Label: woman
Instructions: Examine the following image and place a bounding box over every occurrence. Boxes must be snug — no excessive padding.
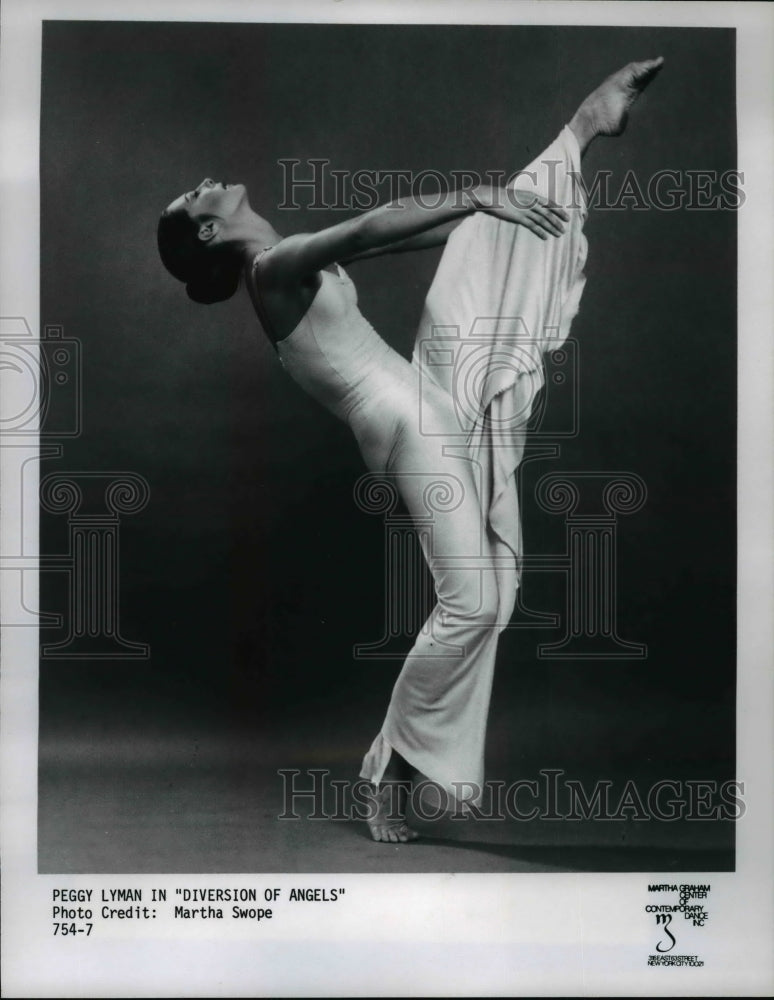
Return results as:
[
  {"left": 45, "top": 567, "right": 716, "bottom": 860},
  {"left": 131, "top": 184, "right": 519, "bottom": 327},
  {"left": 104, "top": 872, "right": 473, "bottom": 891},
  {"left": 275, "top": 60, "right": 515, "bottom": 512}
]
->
[{"left": 157, "top": 59, "right": 663, "bottom": 843}]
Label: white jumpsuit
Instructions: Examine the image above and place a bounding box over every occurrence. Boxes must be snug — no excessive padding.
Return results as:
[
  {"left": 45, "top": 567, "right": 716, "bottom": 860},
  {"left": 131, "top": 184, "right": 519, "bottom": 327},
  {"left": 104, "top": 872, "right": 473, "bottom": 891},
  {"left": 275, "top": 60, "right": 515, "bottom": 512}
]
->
[{"left": 271, "top": 126, "right": 588, "bottom": 807}]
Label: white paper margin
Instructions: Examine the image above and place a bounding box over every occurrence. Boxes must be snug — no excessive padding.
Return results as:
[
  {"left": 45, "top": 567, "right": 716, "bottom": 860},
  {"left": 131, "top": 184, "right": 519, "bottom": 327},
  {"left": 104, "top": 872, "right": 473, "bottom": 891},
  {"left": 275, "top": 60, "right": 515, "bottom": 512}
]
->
[{"left": 1, "top": 1, "right": 772, "bottom": 996}]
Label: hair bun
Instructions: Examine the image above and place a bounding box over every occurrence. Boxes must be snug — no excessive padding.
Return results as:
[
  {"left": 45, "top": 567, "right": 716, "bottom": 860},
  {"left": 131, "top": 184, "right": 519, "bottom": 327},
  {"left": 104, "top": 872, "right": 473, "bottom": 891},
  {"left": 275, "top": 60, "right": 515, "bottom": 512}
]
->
[
  {"left": 186, "top": 261, "right": 241, "bottom": 305},
  {"left": 157, "top": 208, "right": 242, "bottom": 305}
]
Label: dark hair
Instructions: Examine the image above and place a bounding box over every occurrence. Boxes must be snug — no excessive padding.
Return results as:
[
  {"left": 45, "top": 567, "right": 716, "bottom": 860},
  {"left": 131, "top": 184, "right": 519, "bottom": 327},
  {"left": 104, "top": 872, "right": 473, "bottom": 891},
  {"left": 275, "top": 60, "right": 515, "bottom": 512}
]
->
[{"left": 157, "top": 207, "right": 241, "bottom": 304}]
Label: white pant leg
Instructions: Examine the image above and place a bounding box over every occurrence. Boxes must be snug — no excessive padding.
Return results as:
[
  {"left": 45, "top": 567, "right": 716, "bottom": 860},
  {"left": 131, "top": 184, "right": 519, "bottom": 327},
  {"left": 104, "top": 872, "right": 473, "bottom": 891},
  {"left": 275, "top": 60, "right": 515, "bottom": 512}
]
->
[
  {"left": 359, "top": 394, "right": 501, "bottom": 808},
  {"left": 411, "top": 125, "right": 589, "bottom": 622}
]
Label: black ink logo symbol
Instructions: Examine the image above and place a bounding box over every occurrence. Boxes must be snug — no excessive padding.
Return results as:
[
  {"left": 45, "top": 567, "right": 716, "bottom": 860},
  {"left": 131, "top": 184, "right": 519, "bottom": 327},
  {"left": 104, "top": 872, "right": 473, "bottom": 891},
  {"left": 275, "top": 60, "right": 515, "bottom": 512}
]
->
[{"left": 655, "top": 913, "right": 676, "bottom": 953}]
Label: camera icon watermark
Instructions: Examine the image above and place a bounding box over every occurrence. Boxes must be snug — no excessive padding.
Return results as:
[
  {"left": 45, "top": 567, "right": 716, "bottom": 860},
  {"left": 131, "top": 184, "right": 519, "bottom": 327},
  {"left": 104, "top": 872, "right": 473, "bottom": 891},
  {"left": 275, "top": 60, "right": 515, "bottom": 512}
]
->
[
  {"left": 415, "top": 322, "right": 578, "bottom": 441},
  {"left": 0, "top": 317, "right": 82, "bottom": 438}
]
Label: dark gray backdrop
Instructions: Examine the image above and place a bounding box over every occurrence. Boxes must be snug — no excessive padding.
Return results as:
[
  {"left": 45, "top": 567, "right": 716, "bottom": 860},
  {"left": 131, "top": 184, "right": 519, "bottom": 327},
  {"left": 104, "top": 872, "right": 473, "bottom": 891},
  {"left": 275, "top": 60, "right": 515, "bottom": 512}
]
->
[{"left": 38, "top": 22, "right": 736, "bottom": 871}]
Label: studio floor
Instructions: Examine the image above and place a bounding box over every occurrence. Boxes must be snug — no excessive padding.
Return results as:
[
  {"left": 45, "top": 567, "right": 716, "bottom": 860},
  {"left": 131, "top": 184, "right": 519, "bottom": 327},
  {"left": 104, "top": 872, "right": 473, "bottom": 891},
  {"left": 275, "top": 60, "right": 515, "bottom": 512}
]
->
[{"left": 38, "top": 713, "right": 734, "bottom": 875}]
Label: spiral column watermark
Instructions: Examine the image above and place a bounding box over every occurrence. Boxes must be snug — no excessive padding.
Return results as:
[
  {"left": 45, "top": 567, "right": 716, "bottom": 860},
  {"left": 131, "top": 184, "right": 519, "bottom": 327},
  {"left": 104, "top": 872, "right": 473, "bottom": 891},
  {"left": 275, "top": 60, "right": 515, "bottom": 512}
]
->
[
  {"left": 352, "top": 471, "right": 479, "bottom": 658},
  {"left": 535, "top": 472, "right": 647, "bottom": 659},
  {"left": 39, "top": 472, "right": 150, "bottom": 659}
]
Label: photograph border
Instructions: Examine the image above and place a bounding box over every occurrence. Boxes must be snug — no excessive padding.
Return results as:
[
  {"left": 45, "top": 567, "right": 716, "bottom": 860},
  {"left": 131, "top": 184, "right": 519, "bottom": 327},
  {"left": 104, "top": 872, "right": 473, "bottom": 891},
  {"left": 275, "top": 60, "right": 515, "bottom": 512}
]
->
[{"left": 1, "top": 1, "right": 772, "bottom": 996}]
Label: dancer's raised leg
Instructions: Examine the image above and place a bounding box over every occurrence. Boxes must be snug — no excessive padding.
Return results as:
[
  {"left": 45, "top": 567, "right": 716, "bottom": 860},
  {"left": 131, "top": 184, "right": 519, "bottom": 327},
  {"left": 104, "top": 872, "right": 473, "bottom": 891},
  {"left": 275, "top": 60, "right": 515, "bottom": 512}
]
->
[
  {"left": 569, "top": 57, "right": 664, "bottom": 154},
  {"left": 410, "top": 124, "right": 588, "bottom": 630},
  {"left": 411, "top": 58, "right": 664, "bottom": 623},
  {"left": 361, "top": 60, "right": 665, "bottom": 841}
]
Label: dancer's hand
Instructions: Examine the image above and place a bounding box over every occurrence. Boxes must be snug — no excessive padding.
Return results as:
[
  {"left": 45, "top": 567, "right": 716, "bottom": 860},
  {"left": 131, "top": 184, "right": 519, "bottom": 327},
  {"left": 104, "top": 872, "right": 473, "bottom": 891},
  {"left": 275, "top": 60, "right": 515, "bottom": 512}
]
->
[{"left": 468, "top": 184, "right": 569, "bottom": 239}]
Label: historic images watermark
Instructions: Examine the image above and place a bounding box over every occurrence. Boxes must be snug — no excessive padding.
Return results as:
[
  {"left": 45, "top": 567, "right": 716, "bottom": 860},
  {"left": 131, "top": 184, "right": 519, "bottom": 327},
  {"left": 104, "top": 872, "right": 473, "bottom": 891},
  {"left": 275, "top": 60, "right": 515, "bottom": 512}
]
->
[
  {"left": 277, "top": 768, "right": 745, "bottom": 824},
  {"left": 278, "top": 160, "right": 745, "bottom": 212}
]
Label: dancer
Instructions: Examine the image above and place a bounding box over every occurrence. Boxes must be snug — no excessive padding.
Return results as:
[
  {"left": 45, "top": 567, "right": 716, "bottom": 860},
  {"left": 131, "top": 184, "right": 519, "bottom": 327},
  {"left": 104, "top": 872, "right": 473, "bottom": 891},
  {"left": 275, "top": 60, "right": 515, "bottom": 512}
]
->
[{"left": 157, "top": 59, "right": 664, "bottom": 843}]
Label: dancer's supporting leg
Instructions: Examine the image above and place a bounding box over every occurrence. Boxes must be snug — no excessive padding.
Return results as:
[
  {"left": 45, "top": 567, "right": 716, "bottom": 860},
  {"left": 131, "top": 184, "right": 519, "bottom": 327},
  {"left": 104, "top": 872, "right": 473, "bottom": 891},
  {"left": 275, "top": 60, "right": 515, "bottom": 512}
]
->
[{"left": 362, "top": 387, "right": 501, "bottom": 842}]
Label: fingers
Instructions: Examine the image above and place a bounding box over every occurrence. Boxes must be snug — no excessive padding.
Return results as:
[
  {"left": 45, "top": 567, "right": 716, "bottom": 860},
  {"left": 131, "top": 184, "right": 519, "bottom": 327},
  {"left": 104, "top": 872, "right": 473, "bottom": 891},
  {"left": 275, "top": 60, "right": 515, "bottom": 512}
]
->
[
  {"left": 534, "top": 199, "right": 569, "bottom": 234},
  {"left": 524, "top": 209, "right": 561, "bottom": 239},
  {"left": 512, "top": 192, "right": 570, "bottom": 238},
  {"left": 539, "top": 197, "right": 570, "bottom": 224},
  {"left": 513, "top": 189, "right": 570, "bottom": 223},
  {"left": 543, "top": 194, "right": 571, "bottom": 236},
  {"left": 531, "top": 208, "right": 564, "bottom": 237},
  {"left": 526, "top": 220, "right": 548, "bottom": 240}
]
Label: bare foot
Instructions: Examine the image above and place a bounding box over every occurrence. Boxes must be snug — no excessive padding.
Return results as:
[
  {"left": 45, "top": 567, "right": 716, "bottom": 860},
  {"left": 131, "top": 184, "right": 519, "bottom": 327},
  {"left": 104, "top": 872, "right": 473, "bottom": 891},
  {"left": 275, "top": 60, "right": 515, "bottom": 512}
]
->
[
  {"left": 364, "top": 782, "right": 419, "bottom": 844},
  {"left": 570, "top": 57, "right": 664, "bottom": 151}
]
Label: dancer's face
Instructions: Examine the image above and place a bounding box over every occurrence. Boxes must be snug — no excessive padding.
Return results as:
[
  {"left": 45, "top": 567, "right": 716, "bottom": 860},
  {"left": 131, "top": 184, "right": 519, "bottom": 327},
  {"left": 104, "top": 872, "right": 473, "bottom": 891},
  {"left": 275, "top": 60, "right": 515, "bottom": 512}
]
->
[{"left": 165, "top": 178, "right": 248, "bottom": 223}]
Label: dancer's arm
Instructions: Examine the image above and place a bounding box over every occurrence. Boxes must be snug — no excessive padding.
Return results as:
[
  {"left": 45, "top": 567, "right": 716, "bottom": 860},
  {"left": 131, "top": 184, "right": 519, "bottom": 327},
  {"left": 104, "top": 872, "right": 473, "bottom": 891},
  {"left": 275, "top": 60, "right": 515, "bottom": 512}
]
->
[
  {"left": 261, "top": 186, "right": 567, "bottom": 285},
  {"left": 339, "top": 219, "right": 463, "bottom": 264}
]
